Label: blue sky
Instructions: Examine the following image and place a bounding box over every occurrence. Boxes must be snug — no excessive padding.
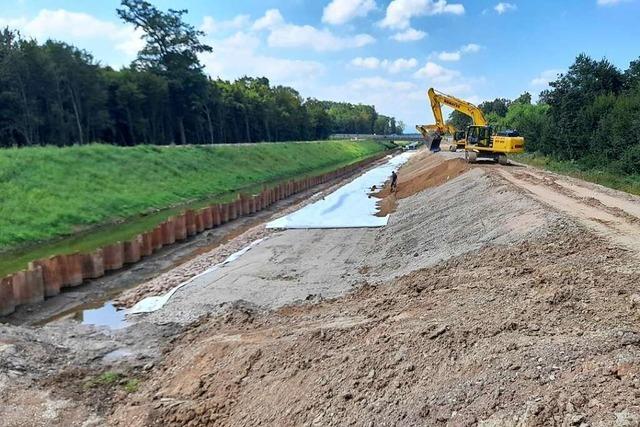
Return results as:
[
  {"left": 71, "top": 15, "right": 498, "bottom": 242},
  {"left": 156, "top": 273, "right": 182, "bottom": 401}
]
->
[{"left": 1, "top": 0, "right": 639, "bottom": 129}]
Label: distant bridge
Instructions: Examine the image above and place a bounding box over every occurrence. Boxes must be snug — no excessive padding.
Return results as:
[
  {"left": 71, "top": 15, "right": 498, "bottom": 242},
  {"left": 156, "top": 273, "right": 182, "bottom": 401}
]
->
[{"left": 330, "top": 134, "right": 425, "bottom": 142}]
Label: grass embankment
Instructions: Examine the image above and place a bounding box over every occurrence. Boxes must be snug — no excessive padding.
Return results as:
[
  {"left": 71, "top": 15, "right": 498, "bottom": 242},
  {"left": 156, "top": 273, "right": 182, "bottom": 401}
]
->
[
  {"left": 514, "top": 153, "right": 640, "bottom": 196},
  {"left": 0, "top": 141, "right": 389, "bottom": 276}
]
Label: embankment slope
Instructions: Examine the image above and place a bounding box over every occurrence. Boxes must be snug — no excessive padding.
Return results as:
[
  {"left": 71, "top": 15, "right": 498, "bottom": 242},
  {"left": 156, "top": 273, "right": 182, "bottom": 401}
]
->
[{"left": 0, "top": 140, "right": 387, "bottom": 255}]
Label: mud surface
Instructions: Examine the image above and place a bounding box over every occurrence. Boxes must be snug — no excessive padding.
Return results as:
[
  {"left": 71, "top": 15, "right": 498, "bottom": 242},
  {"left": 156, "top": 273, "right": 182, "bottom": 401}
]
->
[{"left": 2, "top": 148, "right": 640, "bottom": 426}]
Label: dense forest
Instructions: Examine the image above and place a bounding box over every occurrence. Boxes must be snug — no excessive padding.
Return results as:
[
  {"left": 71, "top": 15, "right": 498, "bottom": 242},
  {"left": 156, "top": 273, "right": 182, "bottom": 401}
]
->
[
  {"left": 0, "top": 1, "right": 402, "bottom": 148},
  {"left": 448, "top": 54, "right": 640, "bottom": 174}
]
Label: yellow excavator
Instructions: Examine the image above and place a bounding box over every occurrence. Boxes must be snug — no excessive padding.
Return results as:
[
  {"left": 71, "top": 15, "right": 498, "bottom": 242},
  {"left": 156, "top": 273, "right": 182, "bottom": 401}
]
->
[
  {"left": 416, "top": 88, "right": 465, "bottom": 152},
  {"left": 416, "top": 88, "right": 525, "bottom": 165}
]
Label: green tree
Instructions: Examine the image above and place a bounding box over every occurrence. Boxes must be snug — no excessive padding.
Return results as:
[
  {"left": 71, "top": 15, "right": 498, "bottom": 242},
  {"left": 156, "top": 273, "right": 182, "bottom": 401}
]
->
[
  {"left": 479, "top": 98, "right": 510, "bottom": 117},
  {"left": 514, "top": 92, "right": 532, "bottom": 105},
  {"left": 447, "top": 110, "right": 472, "bottom": 131},
  {"left": 117, "top": 0, "right": 212, "bottom": 145},
  {"left": 543, "top": 54, "right": 624, "bottom": 159}
]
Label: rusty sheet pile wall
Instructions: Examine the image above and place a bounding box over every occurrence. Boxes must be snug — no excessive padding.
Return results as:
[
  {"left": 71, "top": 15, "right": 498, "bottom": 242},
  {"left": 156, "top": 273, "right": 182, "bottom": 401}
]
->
[{"left": 0, "top": 153, "right": 388, "bottom": 317}]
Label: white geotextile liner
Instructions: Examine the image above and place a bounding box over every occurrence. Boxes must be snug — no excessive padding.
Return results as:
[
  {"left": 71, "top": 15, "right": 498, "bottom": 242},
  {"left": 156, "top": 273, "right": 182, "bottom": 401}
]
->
[
  {"left": 267, "top": 152, "right": 415, "bottom": 229},
  {"left": 129, "top": 238, "right": 265, "bottom": 314}
]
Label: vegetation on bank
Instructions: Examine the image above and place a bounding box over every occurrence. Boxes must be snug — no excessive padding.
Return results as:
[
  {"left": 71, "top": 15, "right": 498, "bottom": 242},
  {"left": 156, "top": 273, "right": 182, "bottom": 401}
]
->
[
  {"left": 0, "top": 141, "right": 388, "bottom": 253},
  {"left": 514, "top": 153, "right": 640, "bottom": 196},
  {"left": 448, "top": 54, "right": 640, "bottom": 191}
]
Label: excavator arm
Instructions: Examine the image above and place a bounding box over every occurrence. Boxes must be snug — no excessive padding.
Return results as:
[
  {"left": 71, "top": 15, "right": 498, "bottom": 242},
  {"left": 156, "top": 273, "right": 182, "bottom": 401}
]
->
[
  {"left": 417, "top": 87, "right": 490, "bottom": 152},
  {"left": 428, "top": 88, "right": 488, "bottom": 127}
]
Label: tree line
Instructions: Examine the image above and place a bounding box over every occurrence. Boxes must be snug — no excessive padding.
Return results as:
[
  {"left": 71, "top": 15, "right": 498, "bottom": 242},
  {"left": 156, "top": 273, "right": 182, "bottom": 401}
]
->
[
  {"left": 447, "top": 54, "right": 640, "bottom": 175},
  {"left": 0, "top": 1, "right": 402, "bottom": 148}
]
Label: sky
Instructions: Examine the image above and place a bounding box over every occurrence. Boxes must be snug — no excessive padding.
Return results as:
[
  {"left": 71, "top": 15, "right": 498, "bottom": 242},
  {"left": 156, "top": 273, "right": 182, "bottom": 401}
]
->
[{"left": 1, "top": 0, "right": 639, "bottom": 130}]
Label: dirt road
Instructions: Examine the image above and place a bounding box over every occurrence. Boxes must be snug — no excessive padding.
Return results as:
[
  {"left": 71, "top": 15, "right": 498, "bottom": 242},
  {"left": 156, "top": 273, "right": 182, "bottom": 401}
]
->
[
  {"left": 2, "top": 149, "right": 640, "bottom": 426},
  {"left": 495, "top": 166, "right": 640, "bottom": 254}
]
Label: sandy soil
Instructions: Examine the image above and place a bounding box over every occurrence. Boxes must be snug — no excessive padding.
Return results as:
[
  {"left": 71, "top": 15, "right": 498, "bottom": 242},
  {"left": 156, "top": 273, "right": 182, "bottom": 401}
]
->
[
  {"left": 3, "top": 148, "right": 640, "bottom": 426},
  {"left": 109, "top": 229, "right": 640, "bottom": 427}
]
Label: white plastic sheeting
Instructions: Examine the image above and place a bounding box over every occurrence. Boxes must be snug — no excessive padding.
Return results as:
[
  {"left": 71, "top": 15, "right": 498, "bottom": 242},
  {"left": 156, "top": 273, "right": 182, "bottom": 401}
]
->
[
  {"left": 129, "top": 238, "right": 266, "bottom": 314},
  {"left": 266, "top": 152, "right": 414, "bottom": 229}
]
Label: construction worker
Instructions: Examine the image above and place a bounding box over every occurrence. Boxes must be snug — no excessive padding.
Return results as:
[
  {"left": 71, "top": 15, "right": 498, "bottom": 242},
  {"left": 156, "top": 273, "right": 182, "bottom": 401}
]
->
[{"left": 390, "top": 170, "right": 398, "bottom": 193}]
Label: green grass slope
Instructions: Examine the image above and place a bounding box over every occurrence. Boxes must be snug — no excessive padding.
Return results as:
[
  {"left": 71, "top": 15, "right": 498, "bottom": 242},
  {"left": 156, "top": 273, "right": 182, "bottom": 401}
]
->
[{"left": 0, "top": 141, "right": 387, "bottom": 253}]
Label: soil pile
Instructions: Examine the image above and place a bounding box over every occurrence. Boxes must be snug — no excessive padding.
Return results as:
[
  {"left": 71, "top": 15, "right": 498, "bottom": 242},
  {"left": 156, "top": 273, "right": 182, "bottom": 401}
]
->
[
  {"left": 376, "top": 152, "right": 469, "bottom": 216},
  {"left": 108, "top": 228, "right": 640, "bottom": 426}
]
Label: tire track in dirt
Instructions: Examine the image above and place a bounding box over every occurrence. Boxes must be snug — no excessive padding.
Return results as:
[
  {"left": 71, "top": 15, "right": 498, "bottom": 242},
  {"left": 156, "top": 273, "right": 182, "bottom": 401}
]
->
[{"left": 494, "top": 166, "right": 640, "bottom": 254}]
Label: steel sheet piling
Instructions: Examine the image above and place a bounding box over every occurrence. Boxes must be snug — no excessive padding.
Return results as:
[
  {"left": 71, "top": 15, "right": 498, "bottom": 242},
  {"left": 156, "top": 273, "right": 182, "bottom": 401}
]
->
[
  {"left": 0, "top": 276, "right": 16, "bottom": 316},
  {"left": 186, "top": 210, "right": 197, "bottom": 236},
  {"left": 124, "top": 236, "right": 142, "bottom": 264},
  {"left": 202, "top": 207, "right": 213, "bottom": 229},
  {"left": 103, "top": 242, "right": 125, "bottom": 271},
  {"left": 24, "top": 265, "right": 45, "bottom": 304},
  {"left": 81, "top": 249, "right": 105, "bottom": 279},
  {"left": 141, "top": 232, "right": 154, "bottom": 256},
  {"left": 64, "top": 254, "right": 84, "bottom": 287},
  {"left": 174, "top": 214, "right": 187, "bottom": 241}
]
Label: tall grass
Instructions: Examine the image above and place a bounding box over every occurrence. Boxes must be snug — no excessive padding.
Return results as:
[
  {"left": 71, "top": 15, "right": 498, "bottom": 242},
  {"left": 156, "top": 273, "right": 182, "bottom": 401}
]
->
[{"left": 0, "top": 141, "right": 387, "bottom": 253}]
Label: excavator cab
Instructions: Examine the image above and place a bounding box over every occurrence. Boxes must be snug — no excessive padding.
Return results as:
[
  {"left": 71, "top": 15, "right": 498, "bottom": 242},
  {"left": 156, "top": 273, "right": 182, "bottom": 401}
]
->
[{"left": 466, "top": 125, "right": 493, "bottom": 148}]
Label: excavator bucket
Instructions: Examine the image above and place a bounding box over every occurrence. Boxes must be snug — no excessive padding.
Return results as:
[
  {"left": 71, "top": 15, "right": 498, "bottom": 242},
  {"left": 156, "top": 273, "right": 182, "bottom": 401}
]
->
[
  {"left": 416, "top": 125, "right": 442, "bottom": 152},
  {"left": 429, "top": 134, "right": 442, "bottom": 153}
]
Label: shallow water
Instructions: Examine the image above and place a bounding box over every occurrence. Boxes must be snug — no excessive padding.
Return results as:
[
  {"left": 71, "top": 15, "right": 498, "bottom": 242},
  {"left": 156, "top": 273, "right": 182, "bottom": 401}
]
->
[{"left": 76, "top": 302, "right": 128, "bottom": 329}]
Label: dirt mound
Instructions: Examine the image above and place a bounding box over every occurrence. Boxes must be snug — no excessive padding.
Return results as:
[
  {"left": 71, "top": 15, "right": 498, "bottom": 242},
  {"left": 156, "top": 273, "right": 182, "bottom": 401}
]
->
[
  {"left": 376, "top": 153, "right": 469, "bottom": 216},
  {"left": 108, "top": 228, "right": 640, "bottom": 426}
]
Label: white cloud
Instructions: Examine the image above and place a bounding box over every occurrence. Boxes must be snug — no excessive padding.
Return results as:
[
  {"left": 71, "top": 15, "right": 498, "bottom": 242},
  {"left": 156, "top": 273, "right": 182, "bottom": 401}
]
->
[
  {"left": 252, "top": 9, "right": 375, "bottom": 52},
  {"left": 349, "top": 76, "right": 417, "bottom": 92},
  {"left": 252, "top": 9, "right": 285, "bottom": 31},
  {"left": 461, "top": 43, "right": 481, "bottom": 53},
  {"left": 201, "top": 31, "right": 324, "bottom": 90},
  {"left": 413, "top": 61, "right": 460, "bottom": 83},
  {"left": 351, "top": 57, "right": 418, "bottom": 73},
  {"left": 597, "top": 0, "right": 627, "bottom": 5},
  {"left": 0, "top": 9, "right": 144, "bottom": 58},
  {"left": 494, "top": 2, "right": 517, "bottom": 14},
  {"left": 436, "top": 51, "right": 461, "bottom": 61},
  {"left": 530, "top": 69, "right": 564, "bottom": 86},
  {"left": 391, "top": 28, "right": 427, "bottom": 42},
  {"left": 323, "top": 0, "right": 377, "bottom": 25},
  {"left": 351, "top": 56, "right": 382, "bottom": 69},
  {"left": 201, "top": 15, "right": 251, "bottom": 34},
  {"left": 387, "top": 58, "right": 419, "bottom": 73},
  {"left": 267, "top": 24, "right": 375, "bottom": 51},
  {"left": 380, "top": 0, "right": 464, "bottom": 30},
  {"left": 432, "top": 43, "right": 482, "bottom": 62}
]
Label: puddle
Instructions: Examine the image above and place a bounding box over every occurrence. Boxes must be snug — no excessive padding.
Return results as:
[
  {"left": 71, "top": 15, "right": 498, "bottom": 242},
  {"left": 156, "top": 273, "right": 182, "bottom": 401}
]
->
[
  {"left": 77, "top": 302, "right": 128, "bottom": 329},
  {"left": 266, "top": 152, "right": 415, "bottom": 229},
  {"left": 38, "top": 300, "right": 128, "bottom": 330}
]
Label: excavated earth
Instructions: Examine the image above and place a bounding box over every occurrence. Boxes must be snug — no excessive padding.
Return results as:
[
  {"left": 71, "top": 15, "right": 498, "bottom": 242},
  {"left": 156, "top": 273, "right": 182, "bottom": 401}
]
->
[{"left": 2, "top": 149, "right": 640, "bottom": 426}]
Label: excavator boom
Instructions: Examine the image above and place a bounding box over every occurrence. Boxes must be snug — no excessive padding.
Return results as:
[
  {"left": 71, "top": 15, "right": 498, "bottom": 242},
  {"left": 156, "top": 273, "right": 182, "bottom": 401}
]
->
[
  {"left": 428, "top": 88, "right": 488, "bottom": 127},
  {"left": 417, "top": 88, "right": 485, "bottom": 151}
]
